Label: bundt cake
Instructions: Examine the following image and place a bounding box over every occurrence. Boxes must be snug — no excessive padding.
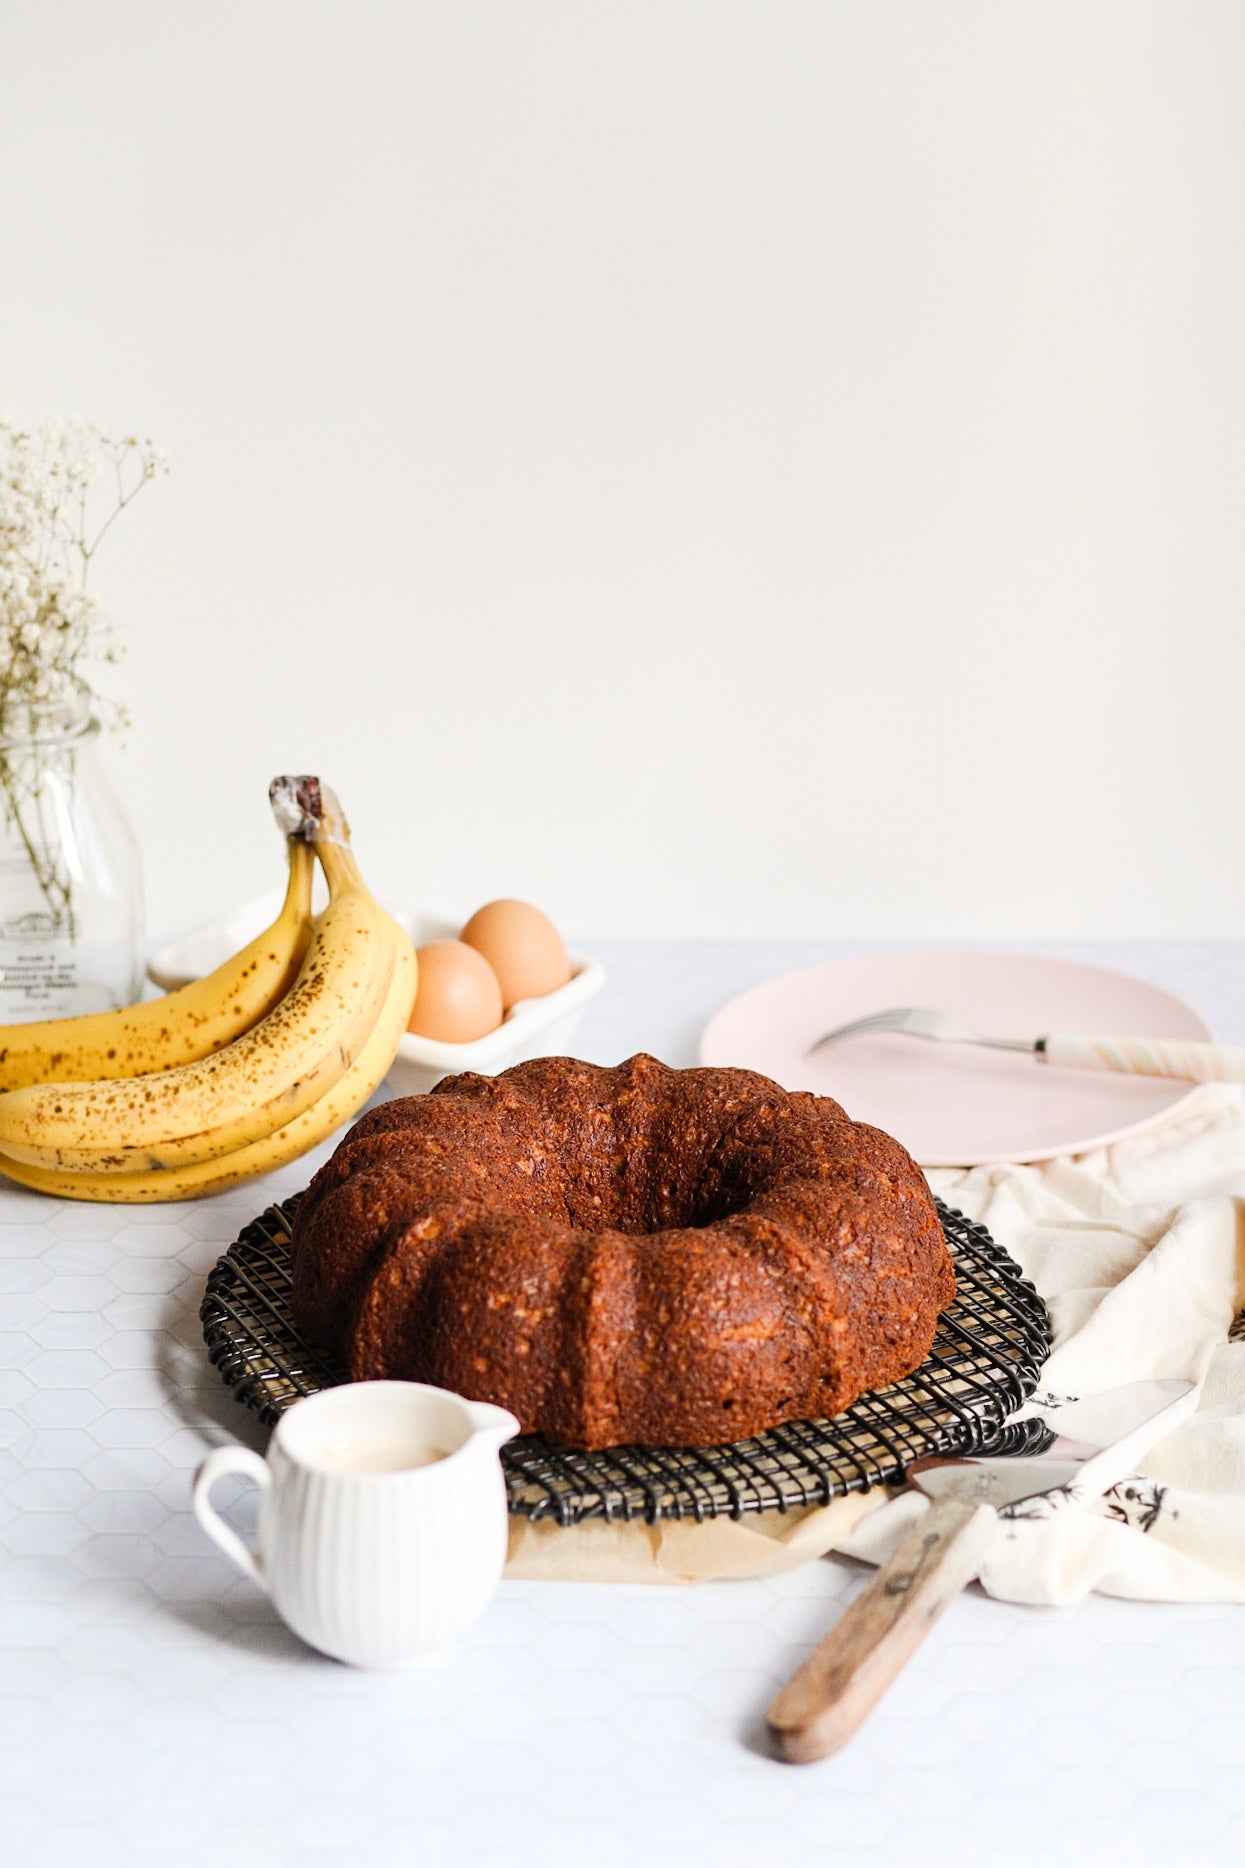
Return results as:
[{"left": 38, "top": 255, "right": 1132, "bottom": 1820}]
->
[{"left": 289, "top": 1053, "right": 954, "bottom": 1450}]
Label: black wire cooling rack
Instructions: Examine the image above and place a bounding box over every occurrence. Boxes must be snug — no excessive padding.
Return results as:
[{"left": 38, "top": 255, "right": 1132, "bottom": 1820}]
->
[{"left": 200, "top": 1194, "right": 1052, "bottom": 1526}]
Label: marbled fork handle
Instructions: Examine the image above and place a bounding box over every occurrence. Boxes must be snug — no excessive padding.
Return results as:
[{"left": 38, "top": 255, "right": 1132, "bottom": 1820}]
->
[{"left": 1040, "top": 1034, "right": 1245, "bottom": 1083}]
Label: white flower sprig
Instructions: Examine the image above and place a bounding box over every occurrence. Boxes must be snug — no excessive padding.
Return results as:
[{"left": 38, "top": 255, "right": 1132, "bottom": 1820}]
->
[
  {"left": 0, "top": 417, "right": 169, "bottom": 740},
  {"left": 0, "top": 419, "right": 168, "bottom": 927}
]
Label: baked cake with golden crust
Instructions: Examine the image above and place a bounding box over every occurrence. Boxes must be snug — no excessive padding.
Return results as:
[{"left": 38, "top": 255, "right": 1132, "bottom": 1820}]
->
[{"left": 290, "top": 1053, "right": 954, "bottom": 1450}]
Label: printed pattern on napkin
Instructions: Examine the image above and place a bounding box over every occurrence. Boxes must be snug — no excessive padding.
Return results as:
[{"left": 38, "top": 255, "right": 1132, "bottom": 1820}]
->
[{"left": 839, "top": 1083, "right": 1245, "bottom": 1603}]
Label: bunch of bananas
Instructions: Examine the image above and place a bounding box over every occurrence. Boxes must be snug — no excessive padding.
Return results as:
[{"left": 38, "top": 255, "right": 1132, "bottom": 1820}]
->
[{"left": 0, "top": 776, "right": 417, "bottom": 1203}]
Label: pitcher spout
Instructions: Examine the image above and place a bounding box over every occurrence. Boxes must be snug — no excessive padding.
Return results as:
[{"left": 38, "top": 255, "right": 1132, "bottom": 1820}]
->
[{"left": 464, "top": 1401, "right": 521, "bottom": 1448}]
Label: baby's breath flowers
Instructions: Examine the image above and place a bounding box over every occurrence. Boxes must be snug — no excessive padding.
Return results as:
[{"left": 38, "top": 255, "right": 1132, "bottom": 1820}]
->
[
  {"left": 0, "top": 418, "right": 168, "bottom": 739},
  {"left": 0, "top": 419, "right": 168, "bottom": 922}
]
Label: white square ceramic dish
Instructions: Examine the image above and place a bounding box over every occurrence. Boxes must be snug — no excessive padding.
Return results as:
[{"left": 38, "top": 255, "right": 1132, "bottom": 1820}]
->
[
  {"left": 146, "top": 899, "right": 605, "bottom": 1098},
  {"left": 385, "top": 916, "right": 605, "bottom": 1096}
]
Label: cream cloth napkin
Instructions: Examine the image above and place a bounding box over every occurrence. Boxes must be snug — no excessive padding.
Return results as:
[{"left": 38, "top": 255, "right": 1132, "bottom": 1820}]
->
[
  {"left": 841, "top": 1081, "right": 1245, "bottom": 1604},
  {"left": 507, "top": 1085, "right": 1245, "bottom": 1597}
]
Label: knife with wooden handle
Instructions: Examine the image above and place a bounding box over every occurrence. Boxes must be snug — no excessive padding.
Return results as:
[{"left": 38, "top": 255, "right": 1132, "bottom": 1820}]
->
[
  {"left": 767, "top": 1379, "right": 1197, "bottom": 1763},
  {"left": 768, "top": 1496, "right": 996, "bottom": 1763}
]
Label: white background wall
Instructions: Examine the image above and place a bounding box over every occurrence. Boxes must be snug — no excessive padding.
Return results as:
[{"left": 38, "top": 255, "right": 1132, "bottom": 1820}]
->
[{"left": 3, "top": 1, "right": 1242, "bottom": 942}]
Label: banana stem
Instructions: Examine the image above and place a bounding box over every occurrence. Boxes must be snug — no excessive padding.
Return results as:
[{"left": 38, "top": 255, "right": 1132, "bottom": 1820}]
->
[
  {"left": 281, "top": 835, "right": 316, "bottom": 910},
  {"left": 268, "top": 774, "right": 364, "bottom": 897},
  {"left": 316, "top": 836, "right": 366, "bottom": 897}
]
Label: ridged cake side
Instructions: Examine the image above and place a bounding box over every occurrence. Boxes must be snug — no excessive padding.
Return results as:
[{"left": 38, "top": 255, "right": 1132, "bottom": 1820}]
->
[{"left": 289, "top": 1053, "right": 954, "bottom": 1449}]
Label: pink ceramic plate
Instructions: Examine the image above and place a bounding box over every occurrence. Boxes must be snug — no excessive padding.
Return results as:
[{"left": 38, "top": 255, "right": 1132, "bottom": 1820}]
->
[{"left": 698, "top": 951, "right": 1213, "bottom": 1167}]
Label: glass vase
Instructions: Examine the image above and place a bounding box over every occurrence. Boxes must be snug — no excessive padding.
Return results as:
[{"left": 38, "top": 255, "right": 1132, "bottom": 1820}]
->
[{"left": 0, "top": 702, "right": 145, "bottom": 1019}]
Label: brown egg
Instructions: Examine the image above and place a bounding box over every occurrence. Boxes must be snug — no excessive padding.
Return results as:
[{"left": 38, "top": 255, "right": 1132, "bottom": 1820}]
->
[
  {"left": 407, "top": 940, "right": 504, "bottom": 1043},
  {"left": 459, "top": 899, "right": 572, "bottom": 1010}
]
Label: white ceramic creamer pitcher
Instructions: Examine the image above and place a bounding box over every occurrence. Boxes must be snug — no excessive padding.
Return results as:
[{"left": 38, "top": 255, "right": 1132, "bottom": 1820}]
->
[{"left": 192, "top": 1381, "right": 520, "bottom": 1668}]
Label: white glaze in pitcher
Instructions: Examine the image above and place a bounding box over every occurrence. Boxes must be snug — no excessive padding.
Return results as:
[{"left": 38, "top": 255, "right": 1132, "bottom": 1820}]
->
[{"left": 193, "top": 1382, "right": 519, "bottom": 1668}]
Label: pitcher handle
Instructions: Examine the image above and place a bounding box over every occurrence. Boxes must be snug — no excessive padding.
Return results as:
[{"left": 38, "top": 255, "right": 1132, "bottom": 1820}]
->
[{"left": 193, "top": 1445, "right": 271, "bottom": 1588}]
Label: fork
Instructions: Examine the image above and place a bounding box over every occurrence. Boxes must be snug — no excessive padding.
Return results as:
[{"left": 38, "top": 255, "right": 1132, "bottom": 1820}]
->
[{"left": 806, "top": 1006, "right": 1245, "bottom": 1083}]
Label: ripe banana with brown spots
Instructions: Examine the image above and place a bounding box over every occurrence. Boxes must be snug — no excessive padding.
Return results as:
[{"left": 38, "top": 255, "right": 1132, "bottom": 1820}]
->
[
  {"left": 0, "top": 802, "right": 395, "bottom": 1175},
  {"left": 0, "top": 836, "right": 315, "bottom": 1091},
  {"left": 0, "top": 913, "right": 417, "bottom": 1202}
]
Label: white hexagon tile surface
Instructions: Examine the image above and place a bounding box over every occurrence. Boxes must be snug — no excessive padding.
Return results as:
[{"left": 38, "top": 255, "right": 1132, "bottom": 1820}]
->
[{"left": 3, "top": 942, "right": 1245, "bottom": 1868}]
